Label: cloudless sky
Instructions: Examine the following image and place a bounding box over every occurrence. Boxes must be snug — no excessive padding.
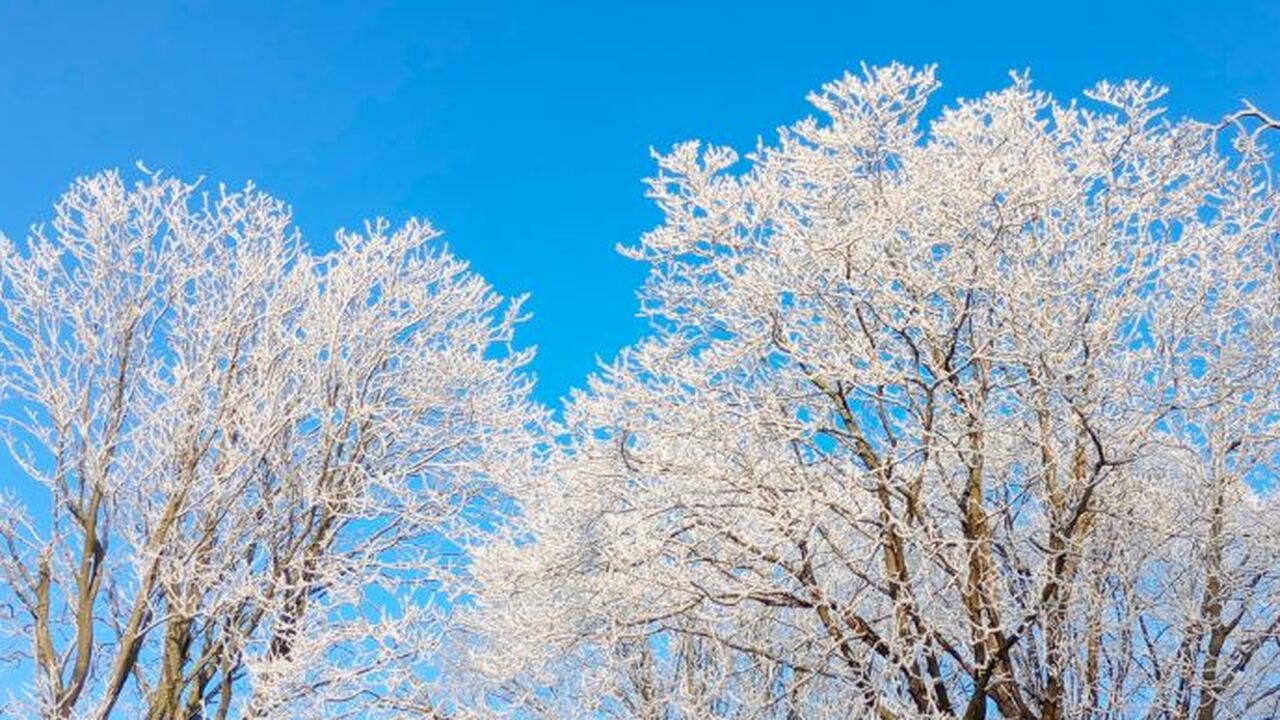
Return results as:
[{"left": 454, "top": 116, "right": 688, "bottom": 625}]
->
[{"left": 1, "top": 0, "right": 1278, "bottom": 404}]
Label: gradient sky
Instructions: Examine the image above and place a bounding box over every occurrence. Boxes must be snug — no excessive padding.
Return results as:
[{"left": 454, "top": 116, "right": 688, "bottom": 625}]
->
[{"left": 2, "top": 0, "right": 1278, "bottom": 404}]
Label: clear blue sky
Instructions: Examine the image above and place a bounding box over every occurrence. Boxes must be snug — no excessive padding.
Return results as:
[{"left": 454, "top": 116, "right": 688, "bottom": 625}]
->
[{"left": 1, "top": 0, "right": 1277, "bottom": 404}]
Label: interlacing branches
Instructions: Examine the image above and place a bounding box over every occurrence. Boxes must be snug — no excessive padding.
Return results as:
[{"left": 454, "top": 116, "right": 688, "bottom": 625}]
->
[
  {"left": 464, "top": 65, "right": 1280, "bottom": 719},
  {"left": 0, "top": 171, "right": 544, "bottom": 719}
]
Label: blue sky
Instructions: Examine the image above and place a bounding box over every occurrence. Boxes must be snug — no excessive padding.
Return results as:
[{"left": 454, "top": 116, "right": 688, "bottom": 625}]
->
[{"left": 1, "top": 0, "right": 1278, "bottom": 404}]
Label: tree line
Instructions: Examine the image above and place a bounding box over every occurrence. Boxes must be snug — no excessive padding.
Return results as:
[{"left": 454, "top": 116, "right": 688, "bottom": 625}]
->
[{"left": 2, "top": 64, "right": 1279, "bottom": 719}]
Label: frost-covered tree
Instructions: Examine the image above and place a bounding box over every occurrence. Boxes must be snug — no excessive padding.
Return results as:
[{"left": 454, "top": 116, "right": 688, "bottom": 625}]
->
[
  {"left": 468, "top": 65, "right": 1280, "bottom": 719},
  {"left": 0, "top": 171, "right": 542, "bottom": 719}
]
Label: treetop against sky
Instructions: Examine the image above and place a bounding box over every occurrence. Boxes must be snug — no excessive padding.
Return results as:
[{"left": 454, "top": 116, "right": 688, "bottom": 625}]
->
[
  {"left": 2, "top": 3, "right": 1280, "bottom": 718},
  {"left": 0, "top": 0, "right": 1277, "bottom": 403}
]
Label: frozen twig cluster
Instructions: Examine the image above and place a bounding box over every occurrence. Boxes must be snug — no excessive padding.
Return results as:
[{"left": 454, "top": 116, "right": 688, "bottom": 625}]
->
[
  {"left": 465, "top": 65, "right": 1280, "bottom": 719},
  {"left": 0, "top": 172, "right": 543, "bottom": 719},
  {"left": 2, "top": 64, "right": 1280, "bottom": 719}
]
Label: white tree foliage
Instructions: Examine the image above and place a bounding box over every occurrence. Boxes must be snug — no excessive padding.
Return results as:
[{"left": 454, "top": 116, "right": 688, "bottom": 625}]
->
[
  {"left": 467, "top": 66, "right": 1280, "bottom": 719},
  {"left": 0, "top": 171, "right": 543, "bottom": 719}
]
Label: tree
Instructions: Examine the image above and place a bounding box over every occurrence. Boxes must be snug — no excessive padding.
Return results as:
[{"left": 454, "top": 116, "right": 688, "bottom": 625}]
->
[
  {"left": 0, "top": 170, "right": 542, "bottom": 719},
  {"left": 467, "top": 65, "right": 1280, "bottom": 719}
]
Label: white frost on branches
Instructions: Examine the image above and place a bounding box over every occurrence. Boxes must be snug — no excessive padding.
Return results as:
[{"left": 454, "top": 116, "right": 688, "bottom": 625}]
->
[
  {"left": 0, "top": 171, "right": 543, "bottom": 719},
  {"left": 466, "top": 65, "right": 1280, "bottom": 719}
]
